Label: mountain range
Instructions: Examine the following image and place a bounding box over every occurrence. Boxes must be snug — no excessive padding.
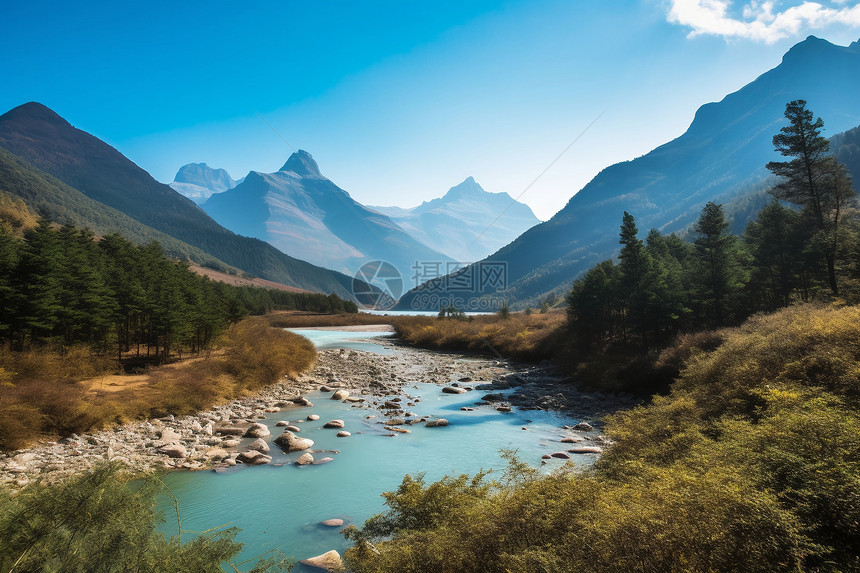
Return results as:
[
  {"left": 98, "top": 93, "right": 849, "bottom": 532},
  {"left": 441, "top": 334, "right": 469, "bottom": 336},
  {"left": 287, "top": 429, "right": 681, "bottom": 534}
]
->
[
  {"left": 3, "top": 35, "right": 858, "bottom": 312},
  {"left": 369, "top": 176, "right": 540, "bottom": 263},
  {"left": 179, "top": 158, "right": 539, "bottom": 288},
  {"left": 200, "top": 150, "right": 454, "bottom": 288},
  {"left": 397, "top": 35, "right": 860, "bottom": 311},
  {"left": 169, "top": 163, "right": 243, "bottom": 205},
  {"left": 0, "top": 103, "right": 372, "bottom": 300}
]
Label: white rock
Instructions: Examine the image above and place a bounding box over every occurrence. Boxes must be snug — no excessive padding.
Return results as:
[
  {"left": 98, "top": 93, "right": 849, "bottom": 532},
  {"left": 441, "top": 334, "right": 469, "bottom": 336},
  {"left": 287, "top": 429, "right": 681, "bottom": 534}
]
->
[
  {"left": 244, "top": 423, "right": 270, "bottom": 438},
  {"left": 568, "top": 446, "right": 603, "bottom": 454},
  {"left": 237, "top": 450, "right": 272, "bottom": 465},
  {"left": 274, "top": 431, "right": 314, "bottom": 452},
  {"left": 299, "top": 550, "right": 343, "bottom": 572},
  {"left": 248, "top": 438, "right": 270, "bottom": 453},
  {"left": 160, "top": 428, "right": 182, "bottom": 444},
  {"left": 158, "top": 444, "right": 187, "bottom": 459}
]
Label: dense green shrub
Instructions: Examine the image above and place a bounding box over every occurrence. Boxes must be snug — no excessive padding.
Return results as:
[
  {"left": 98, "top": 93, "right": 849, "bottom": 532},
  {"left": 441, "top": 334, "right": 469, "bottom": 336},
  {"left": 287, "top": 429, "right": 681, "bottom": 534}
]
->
[{"left": 0, "top": 464, "right": 288, "bottom": 572}]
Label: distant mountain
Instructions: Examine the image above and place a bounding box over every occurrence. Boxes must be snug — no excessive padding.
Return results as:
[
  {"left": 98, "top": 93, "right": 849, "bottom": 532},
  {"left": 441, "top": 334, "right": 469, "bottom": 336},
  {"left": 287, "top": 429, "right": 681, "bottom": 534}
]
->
[
  {"left": 397, "top": 35, "right": 860, "bottom": 311},
  {"left": 369, "top": 177, "right": 540, "bottom": 263},
  {"left": 0, "top": 102, "right": 371, "bottom": 299},
  {"left": 169, "top": 162, "right": 243, "bottom": 205},
  {"left": 202, "top": 150, "right": 452, "bottom": 287}
]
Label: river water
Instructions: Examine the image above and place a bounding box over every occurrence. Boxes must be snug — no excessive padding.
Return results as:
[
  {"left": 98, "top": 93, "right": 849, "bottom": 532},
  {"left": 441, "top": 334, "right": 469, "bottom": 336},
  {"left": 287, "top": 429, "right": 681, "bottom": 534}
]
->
[{"left": 156, "top": 329, "right": 585, "bottom": 571}]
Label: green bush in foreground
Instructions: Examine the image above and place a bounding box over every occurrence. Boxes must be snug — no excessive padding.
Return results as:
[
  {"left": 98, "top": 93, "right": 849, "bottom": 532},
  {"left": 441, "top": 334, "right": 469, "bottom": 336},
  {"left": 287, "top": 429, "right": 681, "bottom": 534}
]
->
[
  {"left": 0, "top": 464, "right": 289, "bottom": 572},
  {"left": 344, "top": 304, "right": 860, "bottom": 572}
]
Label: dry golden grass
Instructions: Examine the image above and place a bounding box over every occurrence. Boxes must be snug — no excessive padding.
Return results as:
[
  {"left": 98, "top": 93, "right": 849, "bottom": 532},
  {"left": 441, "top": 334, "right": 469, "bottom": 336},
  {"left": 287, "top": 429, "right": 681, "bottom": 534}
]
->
[
  {"left": 0, "top": 190, "right": 38, "bottom": 236},
  {"left": 0, "top": 317, "right": 316, "bottom": 451},
  {"left": 393, "top": 312, "right": 566, "bottom": 361},
  {"left": 0, "top": 347, "right": 115, "bottom": 449},
  {"left": 268, "top": 310, "right": 567, "bottom": 361},
  {"left": 265, "top": 311, "right": 395, "bottom": 328}
]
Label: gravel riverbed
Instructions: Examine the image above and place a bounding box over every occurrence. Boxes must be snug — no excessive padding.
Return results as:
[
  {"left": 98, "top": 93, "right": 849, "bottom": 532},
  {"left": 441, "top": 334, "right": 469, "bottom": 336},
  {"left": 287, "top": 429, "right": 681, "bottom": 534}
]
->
[{"left": 0, "top": 340, "right": 639, "bottom": 488}]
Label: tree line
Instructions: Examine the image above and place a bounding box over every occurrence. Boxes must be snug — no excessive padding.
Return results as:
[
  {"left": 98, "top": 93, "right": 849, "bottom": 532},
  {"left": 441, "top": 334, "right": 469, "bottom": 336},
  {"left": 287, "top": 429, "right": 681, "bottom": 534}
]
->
[
  {"left": 0, "top": 220, "right": 356, "bottom": 360},
  {"left": 567, "top": 100, "right": 859, "bottom": 351}
]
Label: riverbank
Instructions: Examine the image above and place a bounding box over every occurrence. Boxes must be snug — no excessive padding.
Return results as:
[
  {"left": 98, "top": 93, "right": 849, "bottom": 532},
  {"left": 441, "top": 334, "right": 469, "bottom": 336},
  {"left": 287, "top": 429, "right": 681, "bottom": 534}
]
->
[
  {"left": 0, "top": 337, "right": 638, "bottom": 488},
  {"left": 0, "top": 317, "right": 316, "bottom": 452}
]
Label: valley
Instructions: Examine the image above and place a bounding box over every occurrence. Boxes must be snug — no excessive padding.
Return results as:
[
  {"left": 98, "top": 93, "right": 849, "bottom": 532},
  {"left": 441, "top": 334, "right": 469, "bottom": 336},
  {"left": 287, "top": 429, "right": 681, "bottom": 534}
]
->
[{"left": 1, "top": 14, "right": 860, "bottom": 572}]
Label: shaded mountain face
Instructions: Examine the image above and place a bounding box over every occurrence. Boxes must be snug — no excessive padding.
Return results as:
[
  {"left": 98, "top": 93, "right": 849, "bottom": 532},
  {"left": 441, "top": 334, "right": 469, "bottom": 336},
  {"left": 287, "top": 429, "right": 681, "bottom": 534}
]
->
[
  {"left": 369, "top": 177, "right": 540, "bottom": 263},
  {"left": 832, "top": 123, "right": 860, "bottom": 181},
  {"left": 0, "top": 146, "right": 233, "bottom": 269},
  {"left": 170, "top": 163, "right": 243, "bottom": 205},
  {"left": 202, "top": 150, "right": 452, "bottom": 288},
  {"left": 398, "top": 35, "right": 860, "bottom": 311},
  {"left": 0, "top": 103, "right": 370, "bottom": 299}
]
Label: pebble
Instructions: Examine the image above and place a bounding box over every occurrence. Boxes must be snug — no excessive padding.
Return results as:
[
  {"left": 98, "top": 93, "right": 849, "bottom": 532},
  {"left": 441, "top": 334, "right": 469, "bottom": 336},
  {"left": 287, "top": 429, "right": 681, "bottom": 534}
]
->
[{"left": 568, "top": 446, "right": 603, "bottom": 454}]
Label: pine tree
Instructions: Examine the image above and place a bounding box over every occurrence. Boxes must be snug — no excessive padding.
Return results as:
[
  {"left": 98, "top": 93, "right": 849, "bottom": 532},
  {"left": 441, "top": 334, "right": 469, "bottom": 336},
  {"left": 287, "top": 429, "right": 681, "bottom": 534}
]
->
[
  {"left": 567, "top": 259, "right": 620, "bottom": 347},
  {"left": 618, "top": 212, "right": 648, "bottom": 285},
  {"left": 692, "top": 202, "right": 748, "bottom": 326},
  {"left": 617, "top": 212, "right": 655, "bottom": 342},
  {"left": 0, "top": 230, "right": 20, "bottom": 340},
  {"left": 644, "top": 229, "right": 692, "bottom": 338},
  {"left": 744, "top": 202, "right": 805, "bottom": 308},
  {"left": 15, "top": 220, "right": 64, "bottom": 344},
  {"left": 766, "top": 100, "right": 857, "bottom": 295}
]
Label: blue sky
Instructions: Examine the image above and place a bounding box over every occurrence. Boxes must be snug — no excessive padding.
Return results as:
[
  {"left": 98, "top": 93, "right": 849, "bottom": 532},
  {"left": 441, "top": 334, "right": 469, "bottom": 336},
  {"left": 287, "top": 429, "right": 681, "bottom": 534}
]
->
[{"left": 2, "top": 1, "right": 860, "bottom": 220}]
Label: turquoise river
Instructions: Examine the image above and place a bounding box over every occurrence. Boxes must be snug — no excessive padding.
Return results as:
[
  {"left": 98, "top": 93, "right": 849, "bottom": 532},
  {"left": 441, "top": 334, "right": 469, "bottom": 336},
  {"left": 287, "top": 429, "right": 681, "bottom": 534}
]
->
[{"left": 156, "top": 329, "right": 586, "bottom": 571}]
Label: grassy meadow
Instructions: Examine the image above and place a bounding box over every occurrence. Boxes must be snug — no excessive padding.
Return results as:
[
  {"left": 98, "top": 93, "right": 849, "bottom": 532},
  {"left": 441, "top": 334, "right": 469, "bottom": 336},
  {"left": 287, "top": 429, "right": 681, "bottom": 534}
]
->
[{"left": 0, "top": 317, "right": 315, "bottom": 451}]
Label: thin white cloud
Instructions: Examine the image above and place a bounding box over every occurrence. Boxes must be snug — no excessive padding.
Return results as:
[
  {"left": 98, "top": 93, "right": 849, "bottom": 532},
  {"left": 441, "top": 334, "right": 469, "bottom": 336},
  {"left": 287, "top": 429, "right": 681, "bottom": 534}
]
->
[{"left": 667, "top": 0, "right": 860, "bottom": 43}]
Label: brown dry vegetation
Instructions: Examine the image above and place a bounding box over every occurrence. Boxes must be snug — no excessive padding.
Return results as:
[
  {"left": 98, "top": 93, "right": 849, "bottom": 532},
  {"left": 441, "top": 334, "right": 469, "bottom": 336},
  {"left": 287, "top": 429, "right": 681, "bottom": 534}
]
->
[
  {"left": 188, "top": 264, "right": 312, "bottom": 293},
  {"left": 0, "top": 317, "right": 315, "bottom": 451},
  {"left": 268, "top": 310, "right": 568, "bottom": 362},
  {"left": 0, "top": 190, "right": 38, "bottom": 237},
  {"left": 392, "top": 311, "right": 566, "bottom": 361},
  {"left": 265, "top": 311, "right": 397, "bottom": 328}
]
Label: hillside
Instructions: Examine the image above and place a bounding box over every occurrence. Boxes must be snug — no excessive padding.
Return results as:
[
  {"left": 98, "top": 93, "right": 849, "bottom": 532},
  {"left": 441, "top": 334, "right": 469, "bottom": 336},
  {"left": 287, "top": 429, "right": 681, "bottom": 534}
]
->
[
  {"left": 0, "top": 103, "right": 370, "bottom": 299},
  {"left": 0, "top": 146, "right": 237, "bottom": 269},
  {"left": 832, "top": 123, "right": 860, "bottom": 180},
  {"left": 188, "top": 264, "right": 310, "bottom": 293},
  {"left": 397, "top": 36, "right": 860, "bottom": 310}
]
